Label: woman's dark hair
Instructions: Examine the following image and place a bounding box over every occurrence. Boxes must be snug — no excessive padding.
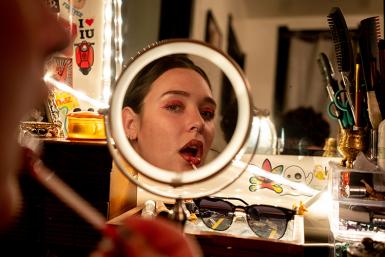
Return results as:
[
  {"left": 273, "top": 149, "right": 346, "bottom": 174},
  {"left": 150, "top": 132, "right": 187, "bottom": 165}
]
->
[{"left": 123, "top": 54, "right": 211, "bottom": 113}]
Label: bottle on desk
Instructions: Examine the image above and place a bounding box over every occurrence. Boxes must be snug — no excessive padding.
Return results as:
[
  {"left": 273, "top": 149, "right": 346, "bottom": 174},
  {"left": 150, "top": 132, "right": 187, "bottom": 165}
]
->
[{"left": 141, "top": 200, "right": 156, "bottom": 219}]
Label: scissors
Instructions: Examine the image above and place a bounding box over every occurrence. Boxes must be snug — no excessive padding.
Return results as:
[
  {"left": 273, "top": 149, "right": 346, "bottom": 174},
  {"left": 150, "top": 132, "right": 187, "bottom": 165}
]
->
[{"left": 328, "top": 89, "right": 355, "bottom": 129}]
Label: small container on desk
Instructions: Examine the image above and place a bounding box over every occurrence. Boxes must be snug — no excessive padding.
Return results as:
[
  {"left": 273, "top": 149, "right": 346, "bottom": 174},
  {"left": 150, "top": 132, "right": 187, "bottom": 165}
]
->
[
  {"left": 328, "top": 161, "right": 385, "bottom": 243},
  {"left": 66, "top": 111, "right": 106, "bottom": 140}
]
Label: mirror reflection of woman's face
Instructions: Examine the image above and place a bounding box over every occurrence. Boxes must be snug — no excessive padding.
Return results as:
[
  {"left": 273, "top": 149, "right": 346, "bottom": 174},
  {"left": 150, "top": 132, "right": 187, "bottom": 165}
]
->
[{"left": 123, "top": 68, "right": 216, "bottom": 171}]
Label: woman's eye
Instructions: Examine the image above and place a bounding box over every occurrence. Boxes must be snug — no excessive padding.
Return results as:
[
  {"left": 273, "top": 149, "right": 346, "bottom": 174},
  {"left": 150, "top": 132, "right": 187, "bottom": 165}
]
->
[
  {"left": 201, "top": 108, "right": 215, "bottom": 120},
  {"left": 165, "top": 103, "right": 184, "bottom": 112}
]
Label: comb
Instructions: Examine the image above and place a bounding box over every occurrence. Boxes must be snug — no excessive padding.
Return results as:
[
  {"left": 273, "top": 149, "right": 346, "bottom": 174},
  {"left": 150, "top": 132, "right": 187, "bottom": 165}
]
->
[
  {"left": 358, "top": 16, "right": 381, "bottom": 91},
  {"left": 359, "top": 16, "right": 381, "bottom": 69},
  {"left": 327, "top": 7, "right": 354, "bottom": 76},
  {"left": 327, "top": 7, "right": 356, "bottom": 125},
  {"left": 358, "top": 16, "right": 383, "bottom": 129}
]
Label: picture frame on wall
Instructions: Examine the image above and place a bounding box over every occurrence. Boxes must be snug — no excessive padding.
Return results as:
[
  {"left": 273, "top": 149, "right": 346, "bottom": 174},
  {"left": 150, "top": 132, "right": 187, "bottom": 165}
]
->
[
  {"left": 220, "top": 15, "right": 246, "bottom": 142},
  {"left": 205, "top": 10, "right": 222, "bottom": 49}
]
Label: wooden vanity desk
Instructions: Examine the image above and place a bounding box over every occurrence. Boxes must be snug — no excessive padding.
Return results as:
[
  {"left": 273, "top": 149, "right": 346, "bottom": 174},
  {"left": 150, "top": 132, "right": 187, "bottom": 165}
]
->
[
  {"left": 109, "top": 209, "right": 331, "bottom": 257},
  {"left": 193, "top": 232, "right": 303, "bottom": 257}
]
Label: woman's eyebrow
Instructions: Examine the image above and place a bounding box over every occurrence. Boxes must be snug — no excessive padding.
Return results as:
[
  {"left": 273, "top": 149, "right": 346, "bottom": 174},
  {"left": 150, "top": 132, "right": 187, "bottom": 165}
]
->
[
  {"left": 161, "top": 90, "right": 189, "bottom": 98},
  {"left": 202, "top": 96, "right": 217, "bottom": 108},
  {"left": 161, "top": 90, "right": 216, "bottom": 107}
]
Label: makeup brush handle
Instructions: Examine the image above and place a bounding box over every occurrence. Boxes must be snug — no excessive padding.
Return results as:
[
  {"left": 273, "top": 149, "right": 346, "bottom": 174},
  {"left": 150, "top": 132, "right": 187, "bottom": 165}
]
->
[
  {"left": 354, "top": 91, "right": 362, "bottom": 127},
  {"left": 341, "top": 74, "right": 356, "bottom": 125},
  {"left": 378, "top": 120, "right": 385, "bottom": 171},
  {"left": 367, "top": 91, "right": 383, "bottom": 130},
  {"left": 354, "top": 62, "right": 362, "bottom": 127}
]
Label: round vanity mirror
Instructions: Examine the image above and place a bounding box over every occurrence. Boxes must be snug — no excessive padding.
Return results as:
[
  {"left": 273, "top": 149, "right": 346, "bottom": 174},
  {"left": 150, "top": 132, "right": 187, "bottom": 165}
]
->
[{"left": 106, "top": 39, "right": 256, "bottom": 199}]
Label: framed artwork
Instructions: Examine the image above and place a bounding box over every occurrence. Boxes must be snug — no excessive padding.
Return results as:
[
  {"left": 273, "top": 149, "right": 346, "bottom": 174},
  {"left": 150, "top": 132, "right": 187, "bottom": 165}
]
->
[
  {"left": 20, "top": 88, "right": 63, "bottom": 138},
  {"left": 220, "top": 15, "right": 246, "bottom": 142},
  {"left": 205, "top": 10, "right": 222, "bottom": 48}
]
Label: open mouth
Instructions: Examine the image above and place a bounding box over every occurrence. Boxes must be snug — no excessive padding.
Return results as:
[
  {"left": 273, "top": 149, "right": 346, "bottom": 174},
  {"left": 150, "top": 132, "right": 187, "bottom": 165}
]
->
[{"left": 179, "top": 139, "right": 203, "bottom": 166}]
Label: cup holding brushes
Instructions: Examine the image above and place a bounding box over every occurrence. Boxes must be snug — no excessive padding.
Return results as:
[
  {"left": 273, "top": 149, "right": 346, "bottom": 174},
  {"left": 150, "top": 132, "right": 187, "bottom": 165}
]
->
[{"left": 338, "top": 127, "right": 367, "bottom": 168}]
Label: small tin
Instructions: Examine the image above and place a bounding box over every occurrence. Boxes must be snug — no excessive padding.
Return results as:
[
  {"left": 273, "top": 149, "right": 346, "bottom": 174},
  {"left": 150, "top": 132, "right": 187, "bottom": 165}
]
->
[{"left": 345, "top": 186, "right": 367, "bottom": 198}]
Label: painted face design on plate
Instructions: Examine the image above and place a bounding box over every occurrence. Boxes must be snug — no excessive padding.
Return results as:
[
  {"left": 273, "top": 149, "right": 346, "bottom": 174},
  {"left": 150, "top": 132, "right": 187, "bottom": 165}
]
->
[{"left": 249, "top": 159, "right": 284, "bottom": 193}]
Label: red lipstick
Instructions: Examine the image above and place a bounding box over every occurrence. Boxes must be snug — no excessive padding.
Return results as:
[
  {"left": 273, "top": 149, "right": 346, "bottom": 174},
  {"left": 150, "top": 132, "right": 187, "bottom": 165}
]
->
[{"left": 179, "top": 139, "right": 203, "bottom": 166}]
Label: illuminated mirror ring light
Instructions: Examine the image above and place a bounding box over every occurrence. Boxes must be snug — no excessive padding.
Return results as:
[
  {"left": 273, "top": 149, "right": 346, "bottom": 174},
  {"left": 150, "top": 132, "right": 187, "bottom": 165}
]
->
[{"left": 108, "top": 39, "right": 253, "bottom": 187}]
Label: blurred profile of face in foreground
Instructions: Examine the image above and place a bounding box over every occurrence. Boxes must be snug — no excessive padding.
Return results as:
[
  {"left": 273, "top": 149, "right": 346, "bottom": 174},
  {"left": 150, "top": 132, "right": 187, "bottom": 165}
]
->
[{"left": 0, "top": 0, "right": 69, "bottom": 229}]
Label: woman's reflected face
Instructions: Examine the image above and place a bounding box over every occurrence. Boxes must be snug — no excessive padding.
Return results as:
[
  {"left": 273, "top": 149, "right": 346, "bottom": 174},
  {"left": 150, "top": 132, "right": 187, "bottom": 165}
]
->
[{"left": 123, "top": 67, "right": 216, "bottom": 171}]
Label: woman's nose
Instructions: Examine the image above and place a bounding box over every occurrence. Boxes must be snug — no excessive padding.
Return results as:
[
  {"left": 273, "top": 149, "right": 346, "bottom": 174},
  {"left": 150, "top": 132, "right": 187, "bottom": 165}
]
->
[{"left": 188, "top": 108, "right": 204, "bottom": 133}]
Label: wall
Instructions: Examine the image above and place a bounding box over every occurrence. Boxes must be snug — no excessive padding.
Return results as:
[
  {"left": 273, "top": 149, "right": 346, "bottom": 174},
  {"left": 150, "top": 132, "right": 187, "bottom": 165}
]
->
[
  {"left": 190, "top": 0, "right": 245, "bottom": 109},
  {"left": 118, "top": 0, "right": 383, "bottom": 115},
  {"left": 121, "top": 0, "right": 161, "bottom": 64},
  {"left": 189, "top": 0, "right": 383, "bottom": 118},
  {"left": 190, "top": 0, "right": 244, "bottom": 49},
  {"left": 190, "top": 0, "right": 246, "bottom": 152},
  {"left": 237, "top": 14, "right": 381, "bottom": 115},
  {"left": 116, "top": 0, "right": 383, "bottom": 151}
]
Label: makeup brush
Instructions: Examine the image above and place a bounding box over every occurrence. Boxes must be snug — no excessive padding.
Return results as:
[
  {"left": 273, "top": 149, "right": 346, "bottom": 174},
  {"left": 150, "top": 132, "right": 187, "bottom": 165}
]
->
[{"left": 365, "top": 60, "right": 383, "bottom": 130}]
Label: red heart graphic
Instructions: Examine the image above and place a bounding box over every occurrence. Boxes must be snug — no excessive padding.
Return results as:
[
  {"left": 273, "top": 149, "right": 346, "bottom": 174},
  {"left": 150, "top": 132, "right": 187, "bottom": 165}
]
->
[{"left": 85, "top": 18, "right": 94, "bottom": 26}]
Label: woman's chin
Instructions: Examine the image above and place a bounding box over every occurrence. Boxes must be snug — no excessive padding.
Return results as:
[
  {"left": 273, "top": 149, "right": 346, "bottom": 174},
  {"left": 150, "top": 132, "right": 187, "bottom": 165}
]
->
[
  {"left": 147, "top": 157, "right": 199, "bottom": 172},
  {"left": 163, "top": 162, "right": 196, "bottom": 172}
]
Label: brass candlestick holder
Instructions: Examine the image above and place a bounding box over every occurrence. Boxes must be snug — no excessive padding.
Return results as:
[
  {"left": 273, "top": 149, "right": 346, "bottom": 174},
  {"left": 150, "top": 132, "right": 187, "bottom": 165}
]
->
[{"left": 337, "top": 128, "right": 367, "bottom": 168}]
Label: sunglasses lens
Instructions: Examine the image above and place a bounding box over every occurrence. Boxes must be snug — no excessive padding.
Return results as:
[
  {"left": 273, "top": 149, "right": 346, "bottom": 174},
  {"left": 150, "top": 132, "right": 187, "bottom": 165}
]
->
[
  {"left": 247, "top": 206, "right": 288, "bottom": 239},
  {"left": 198, "top": 199, "right": 233, "bottom": 231}
]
